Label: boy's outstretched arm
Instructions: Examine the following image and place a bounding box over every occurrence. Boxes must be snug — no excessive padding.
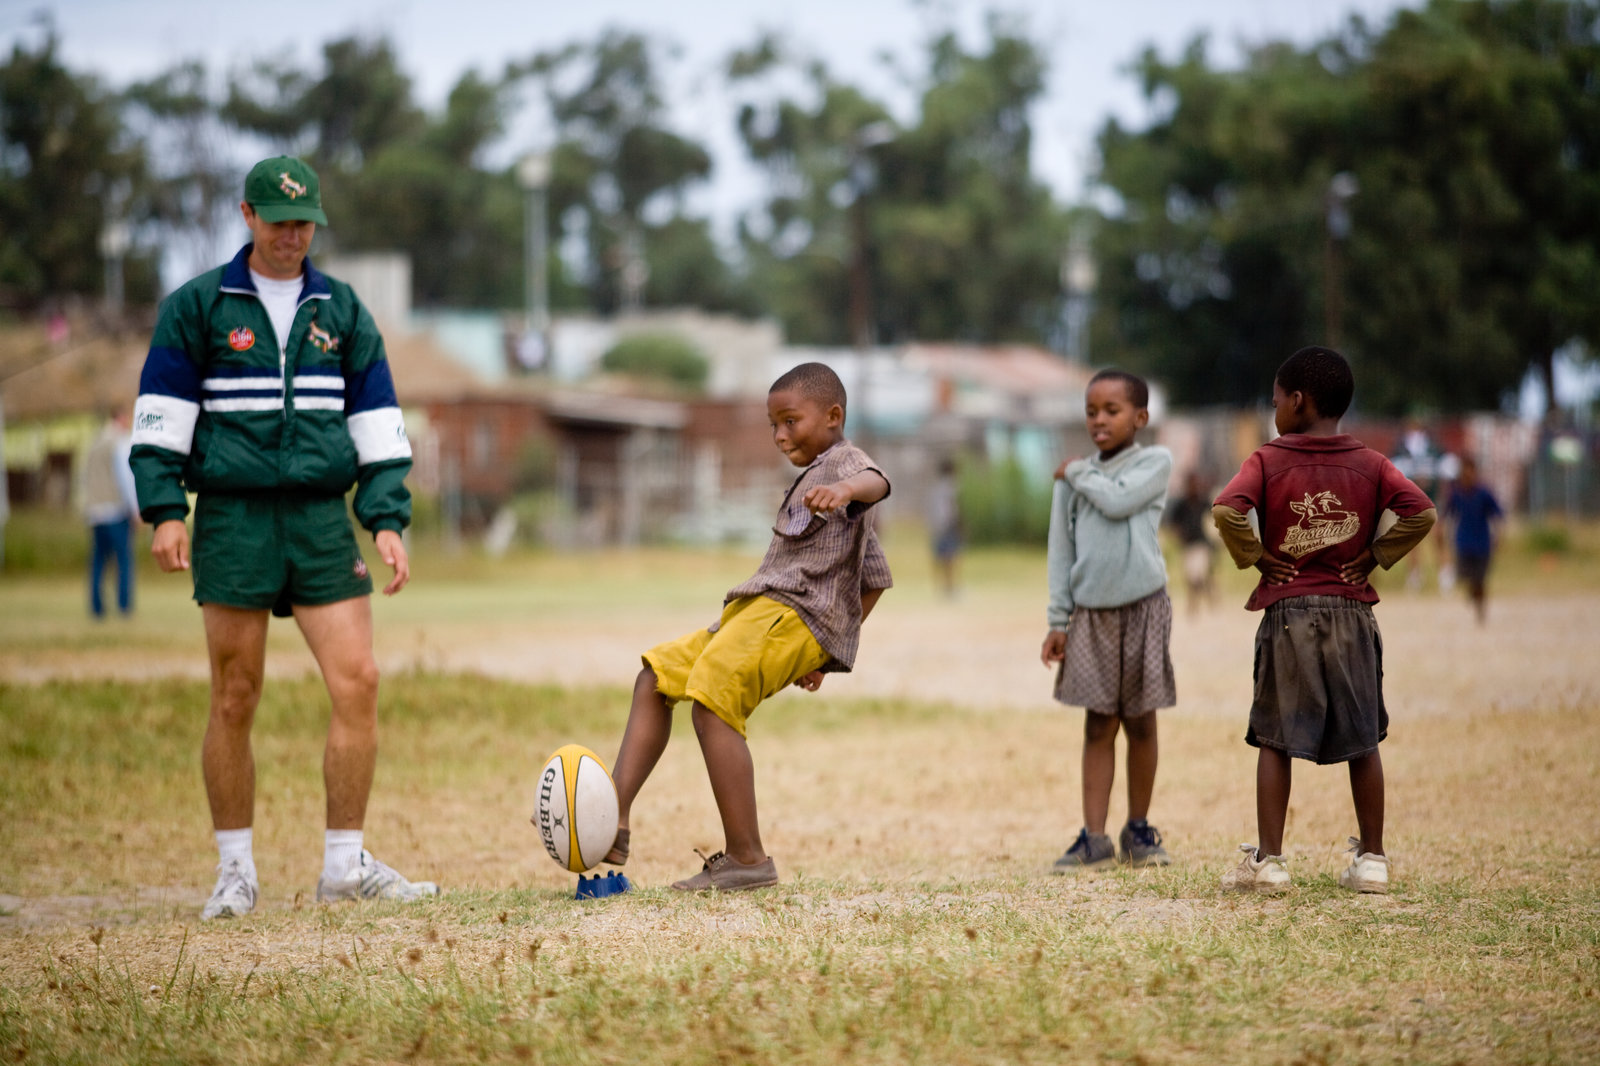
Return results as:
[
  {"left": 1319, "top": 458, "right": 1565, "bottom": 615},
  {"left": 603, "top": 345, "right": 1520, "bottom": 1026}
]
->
[{"left": 803, "top": 470, "right": 890, "bottom": 513}]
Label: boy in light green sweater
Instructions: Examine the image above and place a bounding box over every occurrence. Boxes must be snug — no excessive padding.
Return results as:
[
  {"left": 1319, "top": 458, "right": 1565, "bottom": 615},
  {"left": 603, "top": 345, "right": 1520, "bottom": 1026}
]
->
[{"left": 1040, "top": 369, "right": 1175, "bottom": 871}]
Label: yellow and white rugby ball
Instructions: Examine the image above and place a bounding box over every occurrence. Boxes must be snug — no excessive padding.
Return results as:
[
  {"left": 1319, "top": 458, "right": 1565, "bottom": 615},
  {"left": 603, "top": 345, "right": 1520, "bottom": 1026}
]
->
[{"left": 532, "top": 744, "right": 619, "bottom": 873}]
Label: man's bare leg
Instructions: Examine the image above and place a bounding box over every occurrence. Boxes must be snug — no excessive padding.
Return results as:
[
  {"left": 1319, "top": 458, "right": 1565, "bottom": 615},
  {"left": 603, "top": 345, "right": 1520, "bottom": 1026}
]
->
[
  {"left": 202, "top": 605, "right": 271, "bottom": 830},
  {"left": 294, "top": 597, "right": 379, "bottom": 830}
]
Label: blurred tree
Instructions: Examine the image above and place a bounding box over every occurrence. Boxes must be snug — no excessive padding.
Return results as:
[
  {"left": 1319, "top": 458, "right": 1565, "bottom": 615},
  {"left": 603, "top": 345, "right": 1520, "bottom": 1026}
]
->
[
  {"left": 223, "top": 36, "right": 525, "bottom": 307},
  {"left": 125, "top": 61, "right": 240, "bottom": 282},
  {"left": 728, "top": 15, "right": 1069, "bottom": 346},
  {"left": 0, "top": 28, "right": 153, "bottom": 309},
  {"left": 599, "top": 332, "right": 710, "bottom": 390},
  {"left": 1091, "top": 0, "right": 1600, "bottom": 414},
  {"left": 517, "top": 30, "right": 746, "bottom": 315}
]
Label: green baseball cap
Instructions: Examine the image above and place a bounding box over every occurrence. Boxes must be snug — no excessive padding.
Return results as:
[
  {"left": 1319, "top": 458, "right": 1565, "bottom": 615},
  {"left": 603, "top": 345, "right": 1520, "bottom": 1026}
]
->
[{"left": 244, "top": 156, "right": 328, "bottom": 224}]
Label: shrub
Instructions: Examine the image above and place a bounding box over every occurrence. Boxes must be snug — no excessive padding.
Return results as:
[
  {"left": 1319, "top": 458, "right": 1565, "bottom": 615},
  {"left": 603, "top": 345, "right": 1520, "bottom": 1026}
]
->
[
  {"left": 599, "top": 333, "right": 709, "bottom": 391},
  {"left": 957, "top": 456, "right": 1052, "bottom": 545}
]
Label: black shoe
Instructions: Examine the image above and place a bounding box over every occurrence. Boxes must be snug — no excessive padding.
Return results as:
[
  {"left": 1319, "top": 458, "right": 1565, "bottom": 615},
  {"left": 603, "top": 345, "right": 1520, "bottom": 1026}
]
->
[
  {"left": 1052, "top": 828, "right": 1117, "bottom": 873},
  {"left": 1118, "top": 819, "right": 1171, "bottom": 867}
]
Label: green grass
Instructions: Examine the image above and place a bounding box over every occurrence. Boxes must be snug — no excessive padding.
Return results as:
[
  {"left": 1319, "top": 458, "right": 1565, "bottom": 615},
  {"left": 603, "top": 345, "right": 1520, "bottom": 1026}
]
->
[
  {"left": 3, "top": 674, "right": 1599, "bottom": 1065},
  {"left": 4, "top": 514, "right": 1600, "bottom": 1063},
  {"left": 8, "top": 875, "right": 1596, "bottom": 1066}
]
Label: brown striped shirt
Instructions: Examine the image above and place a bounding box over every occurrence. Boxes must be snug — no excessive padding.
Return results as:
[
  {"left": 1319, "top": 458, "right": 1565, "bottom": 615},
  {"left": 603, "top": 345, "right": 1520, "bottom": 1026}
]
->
[{"left": 722, "top": 441, "right": 892, "bottom": 672}]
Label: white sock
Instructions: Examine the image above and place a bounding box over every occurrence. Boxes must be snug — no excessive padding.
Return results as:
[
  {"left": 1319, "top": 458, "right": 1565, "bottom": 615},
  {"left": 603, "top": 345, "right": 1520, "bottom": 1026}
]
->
[
  {"left": 324, "top": 829, "right": 364, "bottom": 880},
  {"left": 216, "top": 828, "right": 254, "bottom": 872}
]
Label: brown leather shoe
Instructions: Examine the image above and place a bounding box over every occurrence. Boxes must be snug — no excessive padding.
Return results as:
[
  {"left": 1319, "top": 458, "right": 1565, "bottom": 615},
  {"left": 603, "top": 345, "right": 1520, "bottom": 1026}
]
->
[{"left": 670, "top": 849, "right": 779, "bottom": 892}]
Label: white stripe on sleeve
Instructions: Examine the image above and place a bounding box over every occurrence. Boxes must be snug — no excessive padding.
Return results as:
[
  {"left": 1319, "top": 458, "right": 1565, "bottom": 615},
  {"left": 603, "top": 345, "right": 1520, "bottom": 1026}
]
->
[
  {"left": 346, "top": 406, "right": 412, "bottom": 465},
  {"left": 132, "top": 394, "right": 200, "bottom": 455}
]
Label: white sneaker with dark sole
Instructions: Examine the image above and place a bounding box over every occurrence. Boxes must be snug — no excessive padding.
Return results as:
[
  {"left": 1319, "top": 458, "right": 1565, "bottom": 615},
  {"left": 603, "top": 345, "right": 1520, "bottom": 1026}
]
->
[
  {"left": 1219, "top": 844, "right": 1291, "bottom": 894},
  {"left": 1338, "top": 838, "right": 1391, "bottom": 894},
  {"left": 316, "top": 849, "right": 439, "bottom": 903},
  {"left": 201, "top": 858, "right": 259, "bottom": 920}
]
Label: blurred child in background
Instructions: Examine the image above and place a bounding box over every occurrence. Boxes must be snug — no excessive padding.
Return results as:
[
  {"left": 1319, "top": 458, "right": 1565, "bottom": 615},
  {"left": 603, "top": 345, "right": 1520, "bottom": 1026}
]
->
[{"left": 1444, "top": 456, "right": 1502, "bottom": 624}]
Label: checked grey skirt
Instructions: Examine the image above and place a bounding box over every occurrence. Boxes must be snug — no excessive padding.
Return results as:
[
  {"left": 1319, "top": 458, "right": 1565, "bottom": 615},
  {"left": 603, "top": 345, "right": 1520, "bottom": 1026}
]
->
[{"left": 1053, "top": 589, "right": 1177, "bottom": 717}]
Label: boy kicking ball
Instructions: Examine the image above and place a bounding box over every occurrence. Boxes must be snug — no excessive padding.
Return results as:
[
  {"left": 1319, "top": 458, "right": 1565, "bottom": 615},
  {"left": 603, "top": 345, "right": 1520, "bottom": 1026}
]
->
[
  {"left": 602, "top": 362, "right": 892, "bottom": 891},
  {"left": 1211, "top": 346, "right": 1435, "bottom": 894}
]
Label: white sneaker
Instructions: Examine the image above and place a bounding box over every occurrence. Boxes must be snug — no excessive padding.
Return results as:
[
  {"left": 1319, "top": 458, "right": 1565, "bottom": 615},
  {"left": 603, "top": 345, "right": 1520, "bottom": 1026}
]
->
[
  {"left": 1338, "top": 837, "right": 1391, "bottom": 894},
  {"left": 1219, "top": 843, "right": 1292, "bottom": 894},
  {"left": 316, "top": 849, "right": 439, "bottom": 903},
  {"left": 201, "top": 858, "right": 258, "bottom": 920}
]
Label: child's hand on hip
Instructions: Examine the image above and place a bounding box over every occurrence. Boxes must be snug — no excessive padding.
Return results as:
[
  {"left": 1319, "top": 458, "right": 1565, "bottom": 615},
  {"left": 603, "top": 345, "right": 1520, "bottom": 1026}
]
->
[
  {"left": 1340, "top": 548, "right": 1378, "bottom": 586},
  {"left": 1254, "top": 551, "right": 1298, "bottom": 586}
]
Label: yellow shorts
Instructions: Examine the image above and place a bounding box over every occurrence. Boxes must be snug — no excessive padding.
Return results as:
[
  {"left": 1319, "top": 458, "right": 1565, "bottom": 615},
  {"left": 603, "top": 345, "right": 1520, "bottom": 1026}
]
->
[{"left": 642, "top": 595, "right": 830, "bottom": 737}]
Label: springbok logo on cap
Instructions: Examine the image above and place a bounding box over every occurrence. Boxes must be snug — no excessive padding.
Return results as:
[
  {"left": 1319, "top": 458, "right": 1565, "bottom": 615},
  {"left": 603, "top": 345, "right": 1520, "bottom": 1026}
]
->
[{"left": 279, "top": 173, "right": 308, "bottom": 199}]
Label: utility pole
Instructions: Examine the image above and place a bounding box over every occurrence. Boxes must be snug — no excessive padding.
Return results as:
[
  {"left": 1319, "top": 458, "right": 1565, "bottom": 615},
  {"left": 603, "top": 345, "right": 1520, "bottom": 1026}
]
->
[
  {"left": 1324, "top": 171, "right": 1359, "bottom": 348},
  {"left": 845, "top": 121, "right": 895, "bottom": 445},
  {"left": 517, "top": 152, "right": 552, "bottom": 372}
]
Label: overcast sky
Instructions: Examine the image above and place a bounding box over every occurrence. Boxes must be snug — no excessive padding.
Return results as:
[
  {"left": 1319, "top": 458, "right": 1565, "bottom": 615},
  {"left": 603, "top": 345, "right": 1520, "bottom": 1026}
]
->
[{"left": 16, "top": 0, "right": 1419, "bottom": 211}]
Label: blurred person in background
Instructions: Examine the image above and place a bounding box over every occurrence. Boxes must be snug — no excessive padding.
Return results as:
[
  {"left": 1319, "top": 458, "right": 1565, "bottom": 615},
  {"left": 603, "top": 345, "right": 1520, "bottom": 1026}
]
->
[
  {"left": 1444, "top": 456, "right": 1502, "bottom": 625},
  {"left": 1389, "top": 421, "right": 1458, "bottom": 590},
  {"left": 1164, "top": 469, "right": 1216, "bottom": 618},
  {"left": 926, "top": 456, "right": 963, "bottom": 598},
  {"left": 82, "top": 403, "right": 138, "bottom": 618}
]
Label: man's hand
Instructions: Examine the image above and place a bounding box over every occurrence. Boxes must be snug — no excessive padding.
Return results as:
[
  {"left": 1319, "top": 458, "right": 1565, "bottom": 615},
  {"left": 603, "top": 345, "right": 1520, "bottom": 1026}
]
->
[
  {"left": 1040, "top": 629, "right": 1067, "bottom": 667},
  {"left": 376, "top": 529, "right": 410, "bottom": 595},
  {"left": 1254, "top": 550, "right": 1298, "bottom": 586},
  {"left": 1339, "top": 548, "right": 1377, "bottom": 586},
  {"left": 151, "top": 519, "right": 190, "bottom": 572},
  {"left": 793, "top": 670, "right": 825, "bottom": 692},
  {"left": 1054, "top": 458, "right": 1084, "bottom": 480}
]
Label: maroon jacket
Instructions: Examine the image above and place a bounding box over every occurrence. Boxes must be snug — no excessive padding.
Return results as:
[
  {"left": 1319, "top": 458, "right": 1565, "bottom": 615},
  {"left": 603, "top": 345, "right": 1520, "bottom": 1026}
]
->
[{"left": 1214, "top": 433, "right": 1434, "bottom": 610}]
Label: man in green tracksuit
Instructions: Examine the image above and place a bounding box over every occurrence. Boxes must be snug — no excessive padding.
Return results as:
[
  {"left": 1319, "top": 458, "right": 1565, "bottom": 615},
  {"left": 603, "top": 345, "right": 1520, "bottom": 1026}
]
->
[{"left": 132, "top": 156, "right": 439, "bottom": 920}]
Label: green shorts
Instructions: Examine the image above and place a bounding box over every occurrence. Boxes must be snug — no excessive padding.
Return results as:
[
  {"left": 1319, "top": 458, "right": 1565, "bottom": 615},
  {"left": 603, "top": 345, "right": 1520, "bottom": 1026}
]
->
[{"left": 192, "top": 493, "right": 373, "bottom": 617}]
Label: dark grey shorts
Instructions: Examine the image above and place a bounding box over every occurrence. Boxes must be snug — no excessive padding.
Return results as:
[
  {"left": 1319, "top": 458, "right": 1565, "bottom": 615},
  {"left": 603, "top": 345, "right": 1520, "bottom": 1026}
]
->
[
  {"left": 1456, "top": 552, "right": 1490, "bottom": 588},
  {"left": 1249, "top": 595, "right": 1386, "bottom": 764},
  {"left": 1054, "top": 589, "right": 1176, "bottom": 717}
]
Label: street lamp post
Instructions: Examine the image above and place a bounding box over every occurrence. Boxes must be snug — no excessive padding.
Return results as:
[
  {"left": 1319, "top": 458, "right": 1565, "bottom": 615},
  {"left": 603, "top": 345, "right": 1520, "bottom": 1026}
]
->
[
  {"left": 100, "top": 220, "right": 130, "bottom": 320},
  {"left": 1324, "top": 171, "right": 1359, "bottom": 348},
  {"left": 1061, "top": 228, "right": 1097, "bottom": 364},
  {"left": 517, "top": 151, "right": 552, "bottom": 371},
  {"left": 845, "top": 121, "right": 894, "bottom": 447}
]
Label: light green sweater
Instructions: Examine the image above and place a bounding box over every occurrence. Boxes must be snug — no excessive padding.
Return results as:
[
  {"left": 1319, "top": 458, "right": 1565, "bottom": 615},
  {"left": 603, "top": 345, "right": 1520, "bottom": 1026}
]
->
[{"left": 1046, "top": 442, "right": 1172, "bottom": 627}]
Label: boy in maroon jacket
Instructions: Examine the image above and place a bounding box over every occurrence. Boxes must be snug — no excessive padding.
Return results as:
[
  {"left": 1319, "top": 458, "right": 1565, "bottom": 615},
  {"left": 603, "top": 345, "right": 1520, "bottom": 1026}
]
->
[{"left": 1211, "top": 347, "right": 1435, "bottom": 894}]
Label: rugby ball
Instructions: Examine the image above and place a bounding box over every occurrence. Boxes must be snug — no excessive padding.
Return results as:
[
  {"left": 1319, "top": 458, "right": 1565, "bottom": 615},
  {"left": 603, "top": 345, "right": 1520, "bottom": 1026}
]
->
[{"left": 532, "top": 744, "right": 619, "bottom": 873}]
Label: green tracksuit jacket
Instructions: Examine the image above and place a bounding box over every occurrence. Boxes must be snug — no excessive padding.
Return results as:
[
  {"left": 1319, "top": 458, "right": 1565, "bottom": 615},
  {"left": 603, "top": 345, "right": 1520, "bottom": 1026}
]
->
[{"left": 130, "top": 244, "right": 411, "bottom": 534}]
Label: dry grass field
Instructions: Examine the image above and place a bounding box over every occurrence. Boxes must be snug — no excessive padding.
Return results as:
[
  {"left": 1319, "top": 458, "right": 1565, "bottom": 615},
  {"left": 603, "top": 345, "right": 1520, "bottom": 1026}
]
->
[{"left": 2, "top": 526, "right": 1598, "bottom": 1063}]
